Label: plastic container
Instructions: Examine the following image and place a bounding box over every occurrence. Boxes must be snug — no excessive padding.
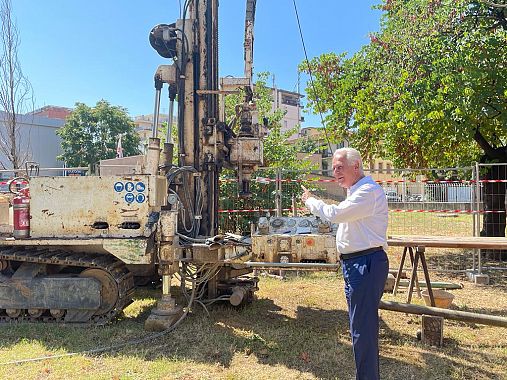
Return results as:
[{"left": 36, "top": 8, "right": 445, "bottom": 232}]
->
[{"left": 422, "top": 289, "right": 455, "bottom": 309}]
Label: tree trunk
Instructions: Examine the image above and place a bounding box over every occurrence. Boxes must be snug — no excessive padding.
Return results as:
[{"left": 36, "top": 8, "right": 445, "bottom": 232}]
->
[{"left": 480, "top": 162, "right": 507, "bottom": 260}]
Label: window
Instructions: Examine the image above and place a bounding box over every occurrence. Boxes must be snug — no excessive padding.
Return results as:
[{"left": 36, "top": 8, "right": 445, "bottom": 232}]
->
[
  {"left": 386, "top": 163, "right": 392, "bottom": 174},
  {"left": 322, "top": 161, "right": 330, "bottom": 176},
  {"left": 378, "top": 162, "right": 383, "bottom": 174},
  {"left": 281, "top": 94, "right": 300, "bottom": 107}
]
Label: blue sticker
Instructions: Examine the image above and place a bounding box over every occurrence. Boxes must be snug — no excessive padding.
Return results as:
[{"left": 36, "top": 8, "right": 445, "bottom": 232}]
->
[
  {"left": 136, "top": 193, "right": 146, "bottom": 203},
  {"left": 125, "top": 182, "right": 135, "bottom": 192},
  {"left": 135, "top": 182, "right": 146, "bottom": 192},
  {"left": 114, "top": 182, "right": 124, "bottom": 192},
  {"left": 125, "top": 193, "right": 135, "bottom": 203}
]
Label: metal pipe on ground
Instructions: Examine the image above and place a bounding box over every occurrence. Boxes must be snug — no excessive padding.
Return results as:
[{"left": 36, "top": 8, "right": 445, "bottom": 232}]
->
[
  {"left": 379, "top": 300, "right": 507, "bottom": 328},
  {"left": 244, "top": 261, "right": 340, "bottom": 271},
  {"left": 395, "top": 280, "right": 463, "bottom": 290}
]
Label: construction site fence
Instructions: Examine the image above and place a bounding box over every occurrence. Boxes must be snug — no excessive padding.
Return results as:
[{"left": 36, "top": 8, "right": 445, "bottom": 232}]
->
[{"left": 218, "top": 164, "right": 507, "bottom": 276}]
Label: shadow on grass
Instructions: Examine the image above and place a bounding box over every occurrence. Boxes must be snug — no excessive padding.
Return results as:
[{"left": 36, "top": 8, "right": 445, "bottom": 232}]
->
[
  {"left": 0, "top": 288, "right": 406, "bottom": 379},
  {"left": 0, "top": 284, "right": 505, "bottom": 379},
  {"left": 135, "top": 297, "right": 412, "bottom": 379},
  {"left": 414, "top": 336, "right": 505, "bottom": 380}
]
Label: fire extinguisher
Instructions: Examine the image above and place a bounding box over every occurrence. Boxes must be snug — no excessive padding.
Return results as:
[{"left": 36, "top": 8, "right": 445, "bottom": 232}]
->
[{"left": 11, "top": 180, "right": 30, "bottom": 239}]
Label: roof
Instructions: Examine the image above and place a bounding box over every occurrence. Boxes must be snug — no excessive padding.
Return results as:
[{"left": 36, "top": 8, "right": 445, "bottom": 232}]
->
[{"left": 0, "top": 110, "right": 65, "bottom": 129}]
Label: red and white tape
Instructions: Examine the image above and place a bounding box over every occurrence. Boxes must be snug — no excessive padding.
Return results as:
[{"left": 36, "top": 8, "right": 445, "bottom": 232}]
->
[
  {"left": 219, "top": 178, "right": 507, "bottom": 184},
  {"left": 218, "top": 208, "right": 505, "bottom": 214}
]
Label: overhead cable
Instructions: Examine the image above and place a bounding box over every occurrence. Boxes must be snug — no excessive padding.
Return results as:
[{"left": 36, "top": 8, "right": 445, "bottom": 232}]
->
[{"left": 292, "top": 0, "right": 333, "bottom": 153}]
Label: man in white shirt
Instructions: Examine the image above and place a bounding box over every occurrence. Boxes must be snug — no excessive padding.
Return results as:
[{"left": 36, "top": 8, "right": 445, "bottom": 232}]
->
[{"left": 302, "top": 147, "right": 388, "bottom": 380}]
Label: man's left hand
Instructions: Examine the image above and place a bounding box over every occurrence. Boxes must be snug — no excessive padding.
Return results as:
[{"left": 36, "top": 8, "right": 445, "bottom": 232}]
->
[{"left": 301, "top": 185, "right": 314, "bottom": 203}]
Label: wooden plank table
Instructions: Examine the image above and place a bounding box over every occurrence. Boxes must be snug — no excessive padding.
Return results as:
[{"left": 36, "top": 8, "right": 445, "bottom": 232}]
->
[
  {"left": 387, "top": 235, "right": 507, "bottom": 306},
  {"left": 388, "top": 235, "right": 507, "bottom": 250}
]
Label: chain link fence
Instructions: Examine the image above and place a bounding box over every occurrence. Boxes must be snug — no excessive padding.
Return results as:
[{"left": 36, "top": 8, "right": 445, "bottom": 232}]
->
[{"left": 475, "top": 163, "right": 507, "bottom": 274}]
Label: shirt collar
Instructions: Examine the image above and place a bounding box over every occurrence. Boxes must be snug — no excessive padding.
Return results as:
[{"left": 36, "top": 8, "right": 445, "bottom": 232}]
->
[{"left": 347, "top": 175, "right": 373, "bottom": 196}]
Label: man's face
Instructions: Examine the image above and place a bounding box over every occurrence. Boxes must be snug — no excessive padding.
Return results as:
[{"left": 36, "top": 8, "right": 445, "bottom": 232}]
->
[{"left": 332, "top": 155, "right": 361, "bottom": 189}]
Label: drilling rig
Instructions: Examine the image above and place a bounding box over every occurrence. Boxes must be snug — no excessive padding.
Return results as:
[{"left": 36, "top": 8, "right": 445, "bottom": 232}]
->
[
  {"left": 0, "top": 0, "right": 340, "bottom": 331},
  {"left": 0, "top": 0, "right": 264, "bottom": 331}
]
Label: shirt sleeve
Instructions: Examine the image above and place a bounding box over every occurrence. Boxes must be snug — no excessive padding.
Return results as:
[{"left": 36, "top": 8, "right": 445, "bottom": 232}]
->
[{"left": 304, "top": 186, "right": 376, "bottom": 223}]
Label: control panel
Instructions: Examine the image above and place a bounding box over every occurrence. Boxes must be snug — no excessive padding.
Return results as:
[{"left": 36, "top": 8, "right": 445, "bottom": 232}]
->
[
  {"left": 251, "top": 216, "right": 339, "bottom": 265},
  {"left": 256, "top": 216, "right": 336, "bottom": 235}
]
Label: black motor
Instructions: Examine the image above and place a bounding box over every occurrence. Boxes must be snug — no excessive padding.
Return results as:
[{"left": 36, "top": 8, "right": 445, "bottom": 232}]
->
[{"left": 149, "top": 23, "right": 178, "bottom": 59}]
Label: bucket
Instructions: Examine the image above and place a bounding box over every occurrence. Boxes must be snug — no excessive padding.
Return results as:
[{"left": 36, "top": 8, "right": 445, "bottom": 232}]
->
[{"left": 422, "top": 289, "right": 455, "bottom": 309}]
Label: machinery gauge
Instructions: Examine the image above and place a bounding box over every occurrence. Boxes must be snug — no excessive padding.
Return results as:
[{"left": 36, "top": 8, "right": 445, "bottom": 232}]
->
[
  {"left": 271, "top": 218, "right": 284, "bottom": 228},
  {"left": 298, "top": 219, "right": 310, "bottom": 227},
  {"left": 286, "top": 219, "right": 296, "bottom": 227}
]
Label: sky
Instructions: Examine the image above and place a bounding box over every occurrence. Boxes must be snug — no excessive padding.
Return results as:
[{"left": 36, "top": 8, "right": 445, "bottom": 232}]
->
[{"left": 13, "top": 0, "right": 381, "bottom": 128}]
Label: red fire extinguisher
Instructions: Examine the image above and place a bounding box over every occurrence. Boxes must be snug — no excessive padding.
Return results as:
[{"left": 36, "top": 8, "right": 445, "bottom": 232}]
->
[{"left": 12, "top": 185, "right": 30, "bottom": 239}]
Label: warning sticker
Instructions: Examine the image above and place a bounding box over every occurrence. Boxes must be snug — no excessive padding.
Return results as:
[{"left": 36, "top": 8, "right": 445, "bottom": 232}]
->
[
  {"left": 125, "top": 193, "right": 135, "bottom": 203},
  {"left": 114, "top": 182, "right": 124, "bottom": 192},
  {"left": 125, "top": 182, "right": 135, "bottom": 192}
]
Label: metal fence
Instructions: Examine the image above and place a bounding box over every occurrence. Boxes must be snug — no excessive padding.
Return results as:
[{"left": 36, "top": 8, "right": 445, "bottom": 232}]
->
[
  {"left": 218, "top": 164, "right": 507, "bottom": 276},
  {"left": 3, "top": 163, "right": 505, "bottom": 275}
]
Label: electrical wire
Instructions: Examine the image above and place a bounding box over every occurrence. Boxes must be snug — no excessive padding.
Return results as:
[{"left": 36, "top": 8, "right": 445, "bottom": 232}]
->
[
  {"left": 178, "top": 261, "right": 226, "bottom": 310},
  {"left": 292, "top": 0, "right": 333, "bottom": 153},
  {"left": 176, "top": 232, "right": 207, "bottom": 243},
  {"left": 167, "top": 166, "right": 205, "bottom": 237}
]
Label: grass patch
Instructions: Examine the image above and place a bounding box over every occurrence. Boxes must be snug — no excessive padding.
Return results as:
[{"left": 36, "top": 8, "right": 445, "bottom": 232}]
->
[
  {"left": 388, "top": 212, "right": 474, "bottom": 237},
  {"left": 0, "top": 267, "right": 506, "bottom": 379}
]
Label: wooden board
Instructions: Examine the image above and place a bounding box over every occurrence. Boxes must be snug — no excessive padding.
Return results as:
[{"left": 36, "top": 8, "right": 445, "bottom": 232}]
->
[{"left": 388, "top": 235, "right": 507, "bottom": 249}]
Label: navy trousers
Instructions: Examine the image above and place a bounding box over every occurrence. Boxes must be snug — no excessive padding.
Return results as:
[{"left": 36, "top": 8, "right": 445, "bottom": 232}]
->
[{"left": 342, "top": 249, "right": 389, "bottom": 380}]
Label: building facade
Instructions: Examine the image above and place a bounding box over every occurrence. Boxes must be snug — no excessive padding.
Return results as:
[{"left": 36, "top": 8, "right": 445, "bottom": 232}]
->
[
  {"left": 0, "top": 111, "right": 65, "bottom": 177},
  {"left": 270, "top": 88, "right": 304, "bottom": 139},
  {"left": 133, "top": 114, "right": 170, "bottom": 150}
]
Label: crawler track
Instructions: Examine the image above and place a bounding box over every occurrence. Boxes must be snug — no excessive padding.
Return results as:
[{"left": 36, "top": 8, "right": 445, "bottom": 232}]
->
[{"left": 0, "top": 247, "right": 134, "bottom": 325}]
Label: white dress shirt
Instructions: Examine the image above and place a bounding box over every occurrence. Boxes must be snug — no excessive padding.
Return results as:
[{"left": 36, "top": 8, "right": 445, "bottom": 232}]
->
[{"left": 305, "top": 176, "right": 388, "bottom": 254}]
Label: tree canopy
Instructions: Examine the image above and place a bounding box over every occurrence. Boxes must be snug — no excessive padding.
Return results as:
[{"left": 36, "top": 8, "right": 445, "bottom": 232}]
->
[
  {"left": 300, "top": 0, "right": 507, "bottom": 168},
  {"left": 57, "top": 100, "right": 141, "bottom": 168}
]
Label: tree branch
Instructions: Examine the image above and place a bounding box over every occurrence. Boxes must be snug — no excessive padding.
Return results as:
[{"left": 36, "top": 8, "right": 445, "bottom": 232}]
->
[
  {"left": 478, "top": 0, "right": 507, "bottom": 9},
  {"left": 0, "top": 0, "right": 34, "bottom": 169},
  {"left": 474, "top": 127, "right": 497, "bottom": 157}
]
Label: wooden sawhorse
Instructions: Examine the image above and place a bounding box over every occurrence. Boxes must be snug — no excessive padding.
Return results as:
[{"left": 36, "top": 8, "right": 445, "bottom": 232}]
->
[{"left": 392, "top": 245, "right": 435, "bottom": 307}]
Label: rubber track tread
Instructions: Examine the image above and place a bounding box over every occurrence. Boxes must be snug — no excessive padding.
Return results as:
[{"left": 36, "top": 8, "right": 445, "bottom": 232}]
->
[{"left": 0, "top": 247, "right": 135, "bottom": 325}]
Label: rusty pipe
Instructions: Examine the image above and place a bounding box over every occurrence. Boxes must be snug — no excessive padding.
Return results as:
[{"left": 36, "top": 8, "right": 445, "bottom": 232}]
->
[{"left": 244, "top": 261, "right": 340, "bottom": 271}]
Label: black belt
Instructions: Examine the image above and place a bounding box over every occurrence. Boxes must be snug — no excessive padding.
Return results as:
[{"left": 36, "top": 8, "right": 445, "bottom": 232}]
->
[{"left": 340, "top": 246, "right": 383, "bottom": 261}]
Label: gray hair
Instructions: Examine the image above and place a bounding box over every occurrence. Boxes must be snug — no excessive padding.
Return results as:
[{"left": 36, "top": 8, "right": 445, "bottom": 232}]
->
[{"left": 333, "top": 147, "right": 364, "bottom": 175}]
